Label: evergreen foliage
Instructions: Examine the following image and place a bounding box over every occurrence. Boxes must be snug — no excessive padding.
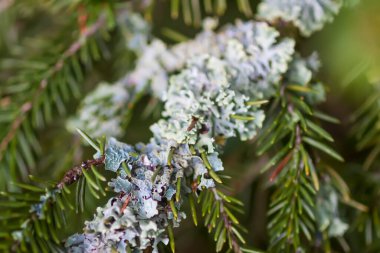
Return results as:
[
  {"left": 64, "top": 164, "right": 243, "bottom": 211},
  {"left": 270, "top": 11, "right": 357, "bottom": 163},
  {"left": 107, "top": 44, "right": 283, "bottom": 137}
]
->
[{"left": 0, "top": 0, "right": 379, "bottom": 253}]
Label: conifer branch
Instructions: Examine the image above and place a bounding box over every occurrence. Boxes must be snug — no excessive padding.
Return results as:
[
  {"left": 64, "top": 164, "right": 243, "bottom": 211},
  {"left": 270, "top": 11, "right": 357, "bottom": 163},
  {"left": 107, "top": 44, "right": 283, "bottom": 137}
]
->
[
  {"left": 0, "top": 15, "right": 106, "bottom": 163},
  {"left": 0, "top": 1, "right": 358, "bottom": 252},
  {"left": 56, "top": 155, "right": 105, "bottom": 190},
  {"left": 0, "top": 153, "right": 107, "bottom": 251},
  {"left": 211, "top": 188, "right": 243, "bottom": 253},
  {"left": 0, "top": 10, "right": 113, "bottom": 183},
  {"left": 258, "top": 78, "right": 349, "bottom": 251}
]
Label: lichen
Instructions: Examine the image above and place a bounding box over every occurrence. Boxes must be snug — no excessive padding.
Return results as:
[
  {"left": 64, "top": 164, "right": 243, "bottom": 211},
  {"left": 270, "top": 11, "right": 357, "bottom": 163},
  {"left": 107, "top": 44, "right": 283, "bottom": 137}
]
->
[
  {"left": 66, "top": 137, "right": 220, "bottom": 252},
  {"left": 258, "top": 0, "right": 342, "bottom": 36}
]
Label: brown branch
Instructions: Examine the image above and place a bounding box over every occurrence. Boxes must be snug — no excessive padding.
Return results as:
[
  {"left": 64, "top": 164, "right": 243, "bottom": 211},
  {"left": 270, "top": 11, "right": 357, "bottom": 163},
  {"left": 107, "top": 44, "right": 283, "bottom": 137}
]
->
[
  {"left": 0, "top": 14, "right": 106, "bottom": 162},
  {"left": 269, "top": 152, "right": 293, "bottom": 182},
  {"left": 56, "top": 155, "right": 105, "bottom": 190}
]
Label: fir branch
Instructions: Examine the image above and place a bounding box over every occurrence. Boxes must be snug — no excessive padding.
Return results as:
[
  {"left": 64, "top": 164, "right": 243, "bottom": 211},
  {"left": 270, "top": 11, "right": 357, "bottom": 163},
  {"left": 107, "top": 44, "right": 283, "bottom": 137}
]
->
[
  {"left": 0, "top": 0, "right": 364, "bottom": 252},
  {"left": 63, "top": 133, "right": 246, "bottom": 252},
  {"left": 56, "top": 156, "right": 105, "bottom": 190},
  {"left": 257, "top": 60, "right": 346, "bottom": 250},
  {"left": 0, "top": 101, "right": 32, "bottom": 162},
  {"left": 262, "top": 94, "right": 316, "bottom": 251},
  {"left": 0, "top": 12, "right": 110, "bottom": 182},
  {"left": 210, "top": 188, "right": 244, "bottom": 253},
  {"left": 62, "top": 17, "right": 295, "bottom": 253},
  {"left": 0, "top": 14, "right": 106, "bottom": 161},
  {"left": 0, "top": 129, "right": 109, "bottom": 251},
  {"left": 0, "top": 154, "right": 107, "bottom": 251}
]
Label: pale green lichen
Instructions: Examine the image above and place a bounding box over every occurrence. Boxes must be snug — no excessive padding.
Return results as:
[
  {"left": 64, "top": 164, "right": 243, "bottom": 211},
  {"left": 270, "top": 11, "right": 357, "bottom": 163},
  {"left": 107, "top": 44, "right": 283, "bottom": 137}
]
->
[
  {"left": 65, "top": 3, "right": 342, "bottom": 251},
  {"left": 66, "top": 137, "right": 220, "bottom": 252},
  {"left": 258, "top": 0, "right": 342, "bottom": 36}
]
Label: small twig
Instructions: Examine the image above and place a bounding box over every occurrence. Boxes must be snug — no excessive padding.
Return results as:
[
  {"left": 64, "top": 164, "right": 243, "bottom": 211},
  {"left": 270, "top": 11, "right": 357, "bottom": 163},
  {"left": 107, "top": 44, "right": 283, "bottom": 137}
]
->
[
  {"left": 0, "top": 14, "right": 106, "bottom": 162},
  {"left": 56, "top": 156, "right": 105, "bottom": 189},
  {"left": 187, "top": 116, "right": 199, "bottom": 131},
  {"left": 120, "top": 195, "right": 131, "bottom": 213},
  {"left": 77, "top": 4, "right": 89, "bottom": 34}
]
